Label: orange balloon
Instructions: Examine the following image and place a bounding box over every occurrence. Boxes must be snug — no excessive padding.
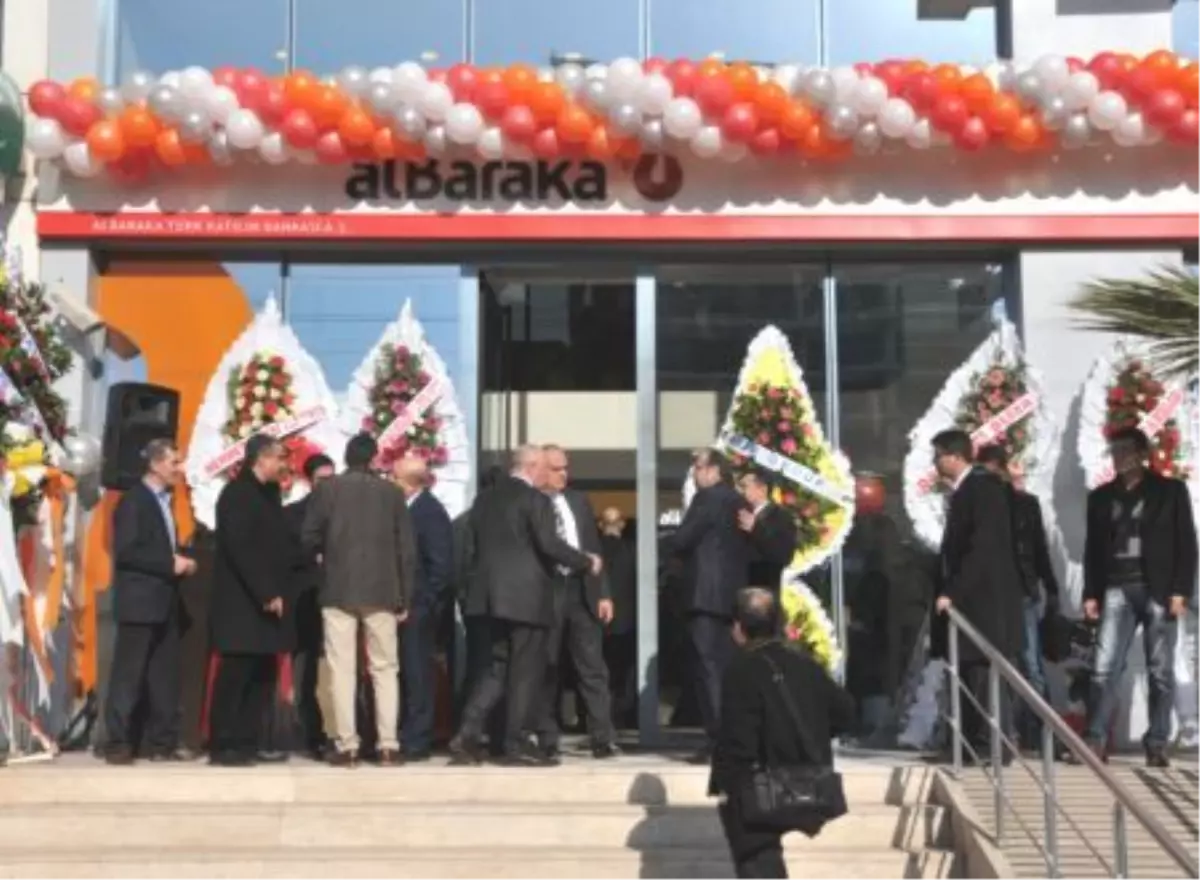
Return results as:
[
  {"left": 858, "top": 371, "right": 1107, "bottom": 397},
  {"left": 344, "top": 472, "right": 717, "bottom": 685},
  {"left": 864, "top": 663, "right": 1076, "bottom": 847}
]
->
[
  {"left": 337, "top": 106, "right": 376, "bottom": 146},
  {"left": 585, "top": 126, "right": 615, "bottom": 160},
  {"left": 696, "top": 58, "right": 727, "bottom": 79},
  {"left": 1179, "top": 63, "right": 1199, "bottom": 106},
  {"left": 86, "top": 119, "right": 125, "bottom": 162},
  {"left": 753, "top": 82, "right": 790, "bottom": 126},
  {"left": 118, "top": 106, "right": 160, "bottom": 148},
  {"left": 68, "top": 77, "right": 100, "bottom": 103},
  {"left": 503, "top": 64, "right": 539, "bottom": 104},
  {"left": 372, "top": 126, "right": 397, "bottom": 160},
  {"left": 555, "top": 104, "right": 594, "bottom": 144},
  {"left": 1141, "top": 49, "right": 1179, "bottom": 88},
  {"left": 932, "top": 63, "right": 963, "bottom": 93},
  {"left": 477, "top": 68, "right": 504, "bottom": 88},
  {"left": 959, "top": 73, "right": 995, "bottom": 114},
  {"left": 779, "top": 101, "right": 816, "bottom": 141},
  {"left": 182, "top": 141, "right": 209, "bottom": 164},
  {"left": 311, "top": 85, "right": 350, "bottom": 129},
  {"left": 1004, "top": 114, "right": 1043, "bottom": 152},
  {"left": 154, "top": 128, "right": 187, "bottom": 167},
  {"left": 726, "top": 63, "right": 758, "bottom": 100},
  {"left": 1117, "top": 53, "right": 1139, "bottom": 74},
  {"left": 614, "top": 136, "right": 642, "bottom": 161},
  {"left": 903, "top": 60, "right": 929, "bottom": 75},
  {"left": 284, "top": 71, "right": 320, "bottom": 110},
  {"left": 529, "top": 81, "right": 566, "bottom": 124},
  {"left": 983, "top": 93, "right": 1022, "bottom": 134}
]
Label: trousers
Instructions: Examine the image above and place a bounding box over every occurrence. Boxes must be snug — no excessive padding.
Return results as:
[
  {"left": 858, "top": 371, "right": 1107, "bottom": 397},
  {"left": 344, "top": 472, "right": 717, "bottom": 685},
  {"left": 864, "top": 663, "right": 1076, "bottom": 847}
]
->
[{"left": 323, "top": 606, "right": 401, "bottom": 754}]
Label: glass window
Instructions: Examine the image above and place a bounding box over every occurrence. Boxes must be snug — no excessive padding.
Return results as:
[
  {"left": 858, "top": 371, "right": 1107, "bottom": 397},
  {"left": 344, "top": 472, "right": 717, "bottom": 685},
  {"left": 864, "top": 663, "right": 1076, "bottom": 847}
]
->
[
  {"left": 1176, "top": 0, "right": 1199, "bottom": 60},
  {"left": 285, "top": 264, "right": 463, "bottom": 396},
  {"left": 827, "top": 0, "right": 996, "bottom": 66},
  {"left": 472, "top": 0, "right": 640, "bottom": 66},
  {"left": 833, "top": 259, "right": 1006, "bottom": 743},
  {"left": 294, "top": 0, "right": 466, "bottom": 71},
  {"left": 115, "top": 0, "right": 288, "bottom": 79},
  {"left": 649, "top": 0, "right": 818, "bottom": 65}
]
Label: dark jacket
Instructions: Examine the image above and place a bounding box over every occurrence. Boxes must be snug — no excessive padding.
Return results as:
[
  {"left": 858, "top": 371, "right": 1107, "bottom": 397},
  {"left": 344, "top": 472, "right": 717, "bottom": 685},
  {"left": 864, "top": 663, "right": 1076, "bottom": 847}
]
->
[
  {"left": 302, "top": 469, "right": 417, "bottom": 613},
  {"left": 462, "top": 474, "right": 591, "bottom": 626},
  {"left": 1008, "top": 488, "right": 1059, "bottom": 600},
  {"left": 709, "top": 640, "right": 855, "bottom": 851},
  {"left": 283, "top": 496, "right": 321, "bottom": 652},
  {"left": 111, "top": 481, "right": 180, "bottom": 625},
  {"left": 601, "top": 531, "right": 637, "bottom": 635},
  {"left": 211, "top": 471, "right": 295, "bottom": 655},
  {"left": 1084, "top": 471, "right": 1198, "bottom": 606},
  {"left": 452, "top": 510, "right": 475, "bottom": 612},
  {"left": 745, "top": 503, "right": 797, "bottom": 590},
  {"left": 409, "top": 489, "right": 454, "bottom": 616},
  {"left": 662, "top": 482, "right": 749, "bottom": 618},
  {"left": 559, "top": 488, "right": 610, "bottom": 620},
  {"left": 937, "top": 468, "right": 1025, "bottom": 662}
]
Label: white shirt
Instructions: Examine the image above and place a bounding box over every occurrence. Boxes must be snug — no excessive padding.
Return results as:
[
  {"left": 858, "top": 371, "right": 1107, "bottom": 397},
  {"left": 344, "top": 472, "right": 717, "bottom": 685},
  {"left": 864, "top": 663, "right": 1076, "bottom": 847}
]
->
[
  {"left": 752, "top": 500, "right": 769, "bottom": 519},
  {"left": 406, "top": 488, "right": 424, "bottom": 508},
  {"left": 552, "top": 493, "right": 580, "bottom": 548},
  {"left": 952, "top": 467, "right": 972, "bottom": 493}
]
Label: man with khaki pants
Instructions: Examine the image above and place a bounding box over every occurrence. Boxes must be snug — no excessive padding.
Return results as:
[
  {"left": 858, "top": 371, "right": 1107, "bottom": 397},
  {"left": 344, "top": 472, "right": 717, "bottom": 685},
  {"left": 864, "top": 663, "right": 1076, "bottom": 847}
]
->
[{"left": 303, "top": 433, "right": 417, "bottom": 766}]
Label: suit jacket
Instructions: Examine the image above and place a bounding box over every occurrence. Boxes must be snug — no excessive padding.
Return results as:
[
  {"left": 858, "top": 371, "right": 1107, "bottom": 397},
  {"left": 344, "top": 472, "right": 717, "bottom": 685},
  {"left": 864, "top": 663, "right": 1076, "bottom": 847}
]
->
[
  {"left": 601, "top": 533, "right": 637, "bottom": 635},
  {"left": 112, "top": 481, "right": 180, "bottom": 625},
  {"left": 1084, "top": 471, "right": 1198, "bottom": 606},
  {"left": 558, "top": 488, "right": 610, "bottom": 620},
  {"left": 938, "top": 468, "right": 1024, "bottom": 662},
  {"left": 463, "top": 475, "right": 591, "bottom": 627},
  {"left": 662, "top": 482, "right": 749, "bottom": 618},
  {"left": 409, "top": 490, "right": 454, "bottom": 615},
  {"left": 745, "top": 503, "right": 797, "bottom": 590},
  {"left": 1008, "top": 488, "right": 1059, "bottom": 600}
]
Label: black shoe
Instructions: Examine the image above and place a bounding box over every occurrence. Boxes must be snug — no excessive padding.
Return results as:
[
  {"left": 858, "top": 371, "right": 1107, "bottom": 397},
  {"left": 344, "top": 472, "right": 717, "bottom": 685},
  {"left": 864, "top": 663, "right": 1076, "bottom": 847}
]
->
[
  {"left": 403, "top": 749, "right": 433, "bottom": 763},
  {"left": 208, "top": 751, "right": 256, "bottom": 767},
  {"left": 377, "top": 749, "right": 404, "bottom": 766},
  {"left": 685, "top": 748, "right": 712, "bottom": 766},
  {"left": 149, "top": 747, "right": 200, "bottom": 763},
  {"left": 256, "top": 749, "right": 290, "bottom": 764},
  {"left": 327, "top": 749, "right": 358, "bottom": 768},
  {"left": 592, "top": 742, "right": 621, "bottom": 760},
  {"left": 105, "top": 746, "right": 135, "bottom": 766},
  {"left": 539, "top": 741, "right": 562, "bottom": 761},
  {"left": 1146, "top": 748, "right": 1171, "bottom": 769},
  {"left": 448, "top": 736, "right": 485, "bottom": 766},
  {"left": 497, "top": 745, "right": 557, "bottom": 767}
]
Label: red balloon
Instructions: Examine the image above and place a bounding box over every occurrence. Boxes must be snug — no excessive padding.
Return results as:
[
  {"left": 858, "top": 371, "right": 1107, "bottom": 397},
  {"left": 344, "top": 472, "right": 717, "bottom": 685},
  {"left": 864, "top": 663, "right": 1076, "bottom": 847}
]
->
[
  {"left": 1088, "top": 52, "right": 1126, "bottom": 91},
  {"left": 875, "top": 61, "right": 907, "bottom": 96},
  {"left": 665, "top": 59, "right": 698, "bottom": 98},
  {"left": 903, "top": 72, "right": 940, "bottom": 111},
  {"left": 531, "top": 127, "right": 560, "bottom": 159},
  {"left": 853, "top": 62, "right": 875, "bottom": 77},
  {"left": 446, "top": 64, "right": 478, "bottom": 102},
  {"left": 1123, "top": 66, "right": 1159, "bottom": 102},
  {"left": 1145, "top": 89, "right": 1186, "bottom": 129},
  {"left": 954, "top": 116, "right": 990, "bottom": 151},
  {"left": 236, "top": 69, "right": 270, "bottom": 110},
  {"left": 314, "top": 130, "right": 348, "bottom": 164},
  {"left": 213, "top": 67, "right": 239, "bottom": 89},
  {"left": 427, "top": 68, "right": 448, "bottom": 84},
  {"left": 931, "top": 93, "right": 969, "bottom": 132},
  {"left": 476, "top": 81, "right": 510, "bottom": 120},
  {"left": 694, "top": 74, "right": 735, "bottom": 117},
  {"left": 281, "top": 108, "right": 319, "bottom": 148},
  {"left": 501, "top": 105, "right": 538, "bottom": 142},
  {"left": 721, "top": 102, "right": 759, "bottom": 142},
  {"left": 1066, "top": 56, "right": 1086, "bottom": 74},
  {"left": 108, "top": 149, "right": 152, "bottom": 183},
  {"left": 643, "top": 57, "right": 669, "bottom": 75},
  {"left": 58, "top": 96, "right": 101, "bottom": 137},
  {"left": 748, "top": 126, "right": 781, "bottom": 156},
  {"left": 259, "top": 84, "right": 288, "bottom": 127},
  {"left": 854, "top": 475, "right": 886, "bottom": 516},
  {"left": 1170, "top": 107, "right": 1199, "bottom": 143},
  {"left": 29, "top": 80, "right": 66, "bottom": 119}
]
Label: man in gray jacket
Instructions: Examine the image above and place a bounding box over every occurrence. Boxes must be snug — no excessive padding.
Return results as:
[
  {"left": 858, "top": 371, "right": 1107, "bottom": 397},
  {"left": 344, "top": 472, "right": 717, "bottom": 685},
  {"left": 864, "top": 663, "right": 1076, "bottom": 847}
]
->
[{"left": 303, "top": 433, "right": 417, "bottom": 766}]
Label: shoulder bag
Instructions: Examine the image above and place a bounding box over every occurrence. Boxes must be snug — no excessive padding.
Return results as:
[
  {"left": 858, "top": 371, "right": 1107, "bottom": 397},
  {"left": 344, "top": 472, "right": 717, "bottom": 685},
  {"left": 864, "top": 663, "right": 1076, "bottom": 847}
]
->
[{"left": 736, "top": 649, "right": 848, "bottom": 832}]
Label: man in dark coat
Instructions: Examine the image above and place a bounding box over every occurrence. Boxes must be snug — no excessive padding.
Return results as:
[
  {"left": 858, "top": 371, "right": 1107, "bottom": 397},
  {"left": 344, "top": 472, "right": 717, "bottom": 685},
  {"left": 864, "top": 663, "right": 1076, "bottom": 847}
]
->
[
  {"left": 209, "top": 434, "right": 293, "bottom": 766},
  {"left": 104, "top": 438, "right": 197, "bottom": 764},
  {"left": 932, "top": 429, "right": 1024, "bottom": 761},
  {"left": 393, "top": 453, "right": 454, "bottom": 761},
  {"left": 709, "top": 588, "right": 856, "bottom": 878},
  {"left": 303, "top": 433, "right": 417, "bottom": 767},
  {"left": 662, "top": 448, "right": 749, "bottom": 761},
  {"left": 599, "top": 507, "right": 637, "bottom": 731},
  {"left": 451, "top": 445, "right": 598, "bottom": 766},
  {"left": 533, "top": 444, "right": 618, "bottom": 759},
  {"left": 1079, "top": 427, "right": 1197, "bottom": 767},
  {"left": 735, "top": 469, "right": 798, "bottom": 592}
]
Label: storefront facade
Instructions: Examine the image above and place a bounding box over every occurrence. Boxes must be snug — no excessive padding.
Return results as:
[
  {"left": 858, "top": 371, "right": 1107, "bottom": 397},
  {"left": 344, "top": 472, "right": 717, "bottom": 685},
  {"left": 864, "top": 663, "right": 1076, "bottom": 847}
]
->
[{"left": 5, "top": 0, "right": 1198, "bottom": 745}]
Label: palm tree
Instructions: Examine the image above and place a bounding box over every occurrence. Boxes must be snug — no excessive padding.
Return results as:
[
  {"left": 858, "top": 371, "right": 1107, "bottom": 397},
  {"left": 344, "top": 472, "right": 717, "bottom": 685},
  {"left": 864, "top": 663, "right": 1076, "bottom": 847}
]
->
[{"left": 1070, "top": 264, "right": 1198, "bottom": 381}]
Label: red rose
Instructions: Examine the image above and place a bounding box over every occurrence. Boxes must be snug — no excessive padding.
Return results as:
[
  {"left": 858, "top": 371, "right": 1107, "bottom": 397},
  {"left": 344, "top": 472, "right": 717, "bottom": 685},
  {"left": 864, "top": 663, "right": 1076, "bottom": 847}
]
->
[
  {"left": 757, "top": 432, "right": 772, "bottom": 445},
  {"left": 264, "top": 401, "right": 279, "bottom": 416},
  {"left": 1109, "top": 387, "right": 1125, "bottom": 403},
  {"left": 777, "top": 421, "right": 792, "bottom": 434},
  {"left": 270, "top": 356, "right": 285, "bottom": 369},
  {"left": 271, "top": 373, "right": 288, "bottom": 388},
  {"left": 767, "top": 387, "right": 783, "bottom": 400}
]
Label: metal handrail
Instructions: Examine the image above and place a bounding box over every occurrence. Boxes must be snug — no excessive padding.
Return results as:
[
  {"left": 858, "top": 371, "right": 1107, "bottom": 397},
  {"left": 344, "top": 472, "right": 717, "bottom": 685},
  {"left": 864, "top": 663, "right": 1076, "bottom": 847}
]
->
[{"left": 945, "top": 606, "right": 1198, "bottom": 879}]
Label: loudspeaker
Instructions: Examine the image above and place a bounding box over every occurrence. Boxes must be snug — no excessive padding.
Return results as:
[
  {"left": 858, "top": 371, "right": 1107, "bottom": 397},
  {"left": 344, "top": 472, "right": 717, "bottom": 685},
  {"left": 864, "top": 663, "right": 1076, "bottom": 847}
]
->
[{"left": 101, "top": 382, "right": 180, "bottom": 491}]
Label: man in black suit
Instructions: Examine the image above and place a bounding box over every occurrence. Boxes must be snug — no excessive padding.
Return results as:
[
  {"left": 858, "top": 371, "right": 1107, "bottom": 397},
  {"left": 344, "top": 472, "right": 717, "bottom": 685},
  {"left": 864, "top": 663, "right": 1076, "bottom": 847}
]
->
[
  {"left": 932, "top": 429, "right": 1024, "bottom": 761},
  {"left": 104, "top": 438, "right": 197, "bottom": 764},
  {"left": 394, "top": 453, "right": 454, "bottom": 761},
  {"left": 663, "top": 448, "right": 750, "bottom": 761},
  {"left": 599, "top": 507, "right": 637, "bottom": 731},
  {"left": 451, "top": 445, "right": 600, "bottom": 766},
  {"left": 735, "top": 469, "right": 798, "bottom": 593},
  {"left": 533, "top": 444, "right": 618, "bottom": 760},
  {"left": 1080, "top": 427, "right": 1197, "bottom": 767}
]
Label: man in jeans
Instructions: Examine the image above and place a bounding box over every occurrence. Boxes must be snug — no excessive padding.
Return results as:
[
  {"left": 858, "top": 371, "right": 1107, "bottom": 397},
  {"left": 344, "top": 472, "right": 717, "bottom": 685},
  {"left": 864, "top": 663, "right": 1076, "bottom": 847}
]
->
[
  {"left": 1080, "top": 427, "right": 1197, "bottom": 767},
  {"left": 303, "top": 433, "right": 417, "bottom": 766}
]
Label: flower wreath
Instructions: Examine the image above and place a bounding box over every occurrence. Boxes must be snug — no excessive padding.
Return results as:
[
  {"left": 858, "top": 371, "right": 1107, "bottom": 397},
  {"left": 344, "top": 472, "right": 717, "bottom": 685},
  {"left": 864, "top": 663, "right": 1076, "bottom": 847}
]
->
[
  {"left": 362, "top": 343, "right": 448, "bottom": 474},
  {"left": 223, "top": 351, "right": 318, "bottom": 490},
  {"left": 781, "top": 574, "right": 842, "bottom": 675},
  {"left": 954, "top": 360, "right": 1035, "bottom": 477},
  {"left": 1104, "top": 357, "right": 1190, "bottom": 481}
]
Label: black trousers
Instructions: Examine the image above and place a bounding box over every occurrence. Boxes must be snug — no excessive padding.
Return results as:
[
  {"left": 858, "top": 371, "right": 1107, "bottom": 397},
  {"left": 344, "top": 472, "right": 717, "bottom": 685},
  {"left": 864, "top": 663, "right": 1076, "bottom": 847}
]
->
[
  {"left": 104, "top": 617, "right": 181, "bottom": 754},
  {"left": 719, "top": 803, "right": 787, "bottom": 879},
  {"left": 689, "top": 612, "right": 734, "bottom": 742},
  {"left": 209, "top": 653, "right": 276, "bottom": 758},
  {"left": 402, "top": 602, "right": 440, "bottom": 753},
  {"left": 536, "top": 578, "right": 615, "bottom": 748},
  {"left": 960, "top": 659, "right": 1014, "bottom": 756},
  {"left": 459, "top": 617, "right": 545, "bottom": 754},
  {"left": 604, "top": 630, "right": 637, "bottom": 729}
]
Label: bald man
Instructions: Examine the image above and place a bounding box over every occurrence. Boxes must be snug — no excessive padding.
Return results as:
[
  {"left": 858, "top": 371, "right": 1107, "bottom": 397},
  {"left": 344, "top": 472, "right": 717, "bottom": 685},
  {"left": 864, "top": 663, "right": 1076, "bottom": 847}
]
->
[
  {"left": 393, "top": 454, "right": 453, "bottom": 760},
  {"left": 451, "top": 445, "right": 601, "bottom": 766}
]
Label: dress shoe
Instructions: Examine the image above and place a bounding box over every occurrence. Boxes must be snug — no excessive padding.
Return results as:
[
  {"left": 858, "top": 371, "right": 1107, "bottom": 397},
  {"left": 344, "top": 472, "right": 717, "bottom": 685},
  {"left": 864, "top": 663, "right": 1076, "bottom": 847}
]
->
[
  {"left": 105, "top": 746, "right": 135, "bottom": 766},
  {"left": 592, "top": 742, "right": 621, "bottom": 760},
  {"left": 208, "top": 751, "right": 256, "bottom": 767},
  {"left": 377, "top": 749, "right": 404, "bottom": 766},
  {"left": 448, "top": 736, "right": 485, "bottom": 766},
  {"left": 685, "top": 748, "right": 712, "bottom": 766},
  {"left": 403, "top": 749, "right": 433, "bottom": 763},
  {"left": 256, "top": 749, "right": 290, "bottom": 763},
  {"left": 1146, "top": 748, "right": 1171, "bottom": 769},
  {"left": 539, "top": 742, "right": 562, "bottom": 762},
  {"left": 497, "top": 747, "right": 557, "bottom": 768},
  {"left": 149, "top": 747, "right": 200, "bottom": 763},
  {"left": 327, "top": 749, "right": 358, "bottom": 768},
  {"left": 1064, "top": 742, "right": 1108, "bottom": 766}
]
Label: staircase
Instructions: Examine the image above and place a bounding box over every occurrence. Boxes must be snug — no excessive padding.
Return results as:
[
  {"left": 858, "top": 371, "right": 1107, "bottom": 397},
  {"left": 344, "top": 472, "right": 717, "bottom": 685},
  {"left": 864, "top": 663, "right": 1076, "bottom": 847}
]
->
[
  {"left": 957, "top": 754, "right": 1199, "bottom": 878},
  {"left": 0, "top": 754, "right": 959, "bottom": 878}
]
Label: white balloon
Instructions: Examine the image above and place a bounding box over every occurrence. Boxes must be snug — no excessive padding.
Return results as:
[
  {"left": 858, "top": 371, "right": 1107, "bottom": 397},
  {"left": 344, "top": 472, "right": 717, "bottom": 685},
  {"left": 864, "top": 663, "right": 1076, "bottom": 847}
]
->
[
  {"left": 690, "top": 125, "right": 724, "bottom": 158},
  {"left": 662, "top": 97, "right": 703, "bottom": 140},
  {"left": 445, "top": 103, "right": 485, "bottom": 145},
  {"left": 204, "top": 85, "right": 239, "bottom": 124},
  {"left": 179, "top": 66, "right": 214, "bottom": 102},
  {"left": 1033, "top": 55, "right": 1070, "bottom": 94},
  {"left": 477, "top": 127, "right": 505, "bottom": 160},
  {"left": 585, "top": 63, "right": 608, "bottom": 81},
  {"left": 851, "top": 77, "right": 888, "bottom": 116},
  {"left": 393, "top": 62, "right": 429, "bottom": 104},
  {"left": 369, "top": 66, "right": 395, "bottom": 85},
  {"left": 258, "top": 132, "right": 288, "bottom": 165},
  {"left": 831, "top": 65, "right": 860, "bottom": 101},
  {"left": 62, "top": 141, "right": 101, "bottom": 177},
  {"left": 607, "top": 57, "right": 644, "bottom": 103},
  {"left": 1112, "top": 112, "right": 1148, "bottom": 147},
  {"left": 1087, "top": 91, "right": 1127, "bottom": 131},
  {"left": 636, "top": 73, "right": 674, "bottom": 117},
  {"left": 160, "top": 70, "right": 183, "bottom": 90},
  {"left": 877, "top": 97, "right": 916, "bottom": 138},
  {"left": 719, "top": 140, "right": 748, "bottom": 163},
  {"left": 26, "top": 118, "right": 67, "bottom": 159},
  {"left": 225, "top": 108, "right": 265, "bottom": 149},
  {"left": 905, "top": 118, "right": 933, "bottom": 150},
  {"left": 1062, "top": 71, "right": 1100, "bottom": 112},
  {"left": 417, "top": 81, "right": 454, "bottom": 122},
  {"left": 772, "top": 64, "right": 802, "bottom": 95}
]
